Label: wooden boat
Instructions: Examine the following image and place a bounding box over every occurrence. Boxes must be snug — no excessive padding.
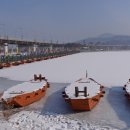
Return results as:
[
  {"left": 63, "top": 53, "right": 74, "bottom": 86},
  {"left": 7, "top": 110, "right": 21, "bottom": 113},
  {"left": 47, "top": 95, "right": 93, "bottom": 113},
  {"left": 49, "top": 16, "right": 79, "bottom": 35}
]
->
[
  {"left": 35, "top": 58, "right": 42, "bottom": 61},
  {"left": 11, "top": 61, "right": 20, "bottom": 66},
  {"left": 24, "top": 59, "right": 33, "bottom": 63},
  {"left": 62, "top": 77, "right": 105, "bottom": 111},
  {"left": 123, "top": 79, "right": 130, "bottom": 99},
  {"left": 32, "top": 58, "right": 37, "bottom": 62},
  {"left": 0, "top": 64, "right": 3, "bottom": 69},
  {"left": 16, "top": 61, "right": 25, "bottom": 65},
  {"left": 1, "top": 74, "right": 49, "bottom": 109},
  {"left": 2, "top": 63, "right": 11, "bottom": 67},
  {"left": 43, "top": 57, "right": 49, "bottom": 60}
]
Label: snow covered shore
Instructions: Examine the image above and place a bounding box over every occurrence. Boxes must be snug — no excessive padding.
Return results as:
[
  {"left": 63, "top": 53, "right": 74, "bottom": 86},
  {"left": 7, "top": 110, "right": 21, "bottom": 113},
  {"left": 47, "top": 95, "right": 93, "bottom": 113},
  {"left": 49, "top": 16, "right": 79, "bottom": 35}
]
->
[
  {"left": 1, "top": 51, "right": 130, "bottom": 129},
  {"left": 0, "top": 111, "right": 118, "bottom": 130}
]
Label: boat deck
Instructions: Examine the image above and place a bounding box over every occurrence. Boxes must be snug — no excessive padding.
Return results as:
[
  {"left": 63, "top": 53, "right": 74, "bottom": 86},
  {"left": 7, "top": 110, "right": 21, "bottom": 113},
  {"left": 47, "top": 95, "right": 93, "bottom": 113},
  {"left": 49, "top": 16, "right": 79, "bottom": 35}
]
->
[
  {"left": 1, "top": 80, "right": 47, "bottom": 100},
  {"left": 65, "top": 78, "right": 101, "bottom": 99}
]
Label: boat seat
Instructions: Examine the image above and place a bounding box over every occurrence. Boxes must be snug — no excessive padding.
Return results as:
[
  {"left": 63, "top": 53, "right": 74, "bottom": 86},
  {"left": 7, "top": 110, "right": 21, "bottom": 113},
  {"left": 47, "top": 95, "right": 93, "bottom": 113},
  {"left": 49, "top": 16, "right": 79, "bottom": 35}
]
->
[
  {"left": 34, "top": 74, "right": 45, "bottom": 81},
  {"left": 75, "top": 87, "right": 89, "bottom": 97}
]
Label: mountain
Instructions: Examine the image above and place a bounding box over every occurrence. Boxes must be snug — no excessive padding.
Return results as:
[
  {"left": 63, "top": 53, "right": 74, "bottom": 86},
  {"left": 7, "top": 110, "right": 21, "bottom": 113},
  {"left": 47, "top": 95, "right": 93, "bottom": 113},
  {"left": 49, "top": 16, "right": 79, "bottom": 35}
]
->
[
  {"left": 77, "top": 33, "right": 130, "bottom": 46},
  {"left": 98, "top": 33, "right": 115, "bottom": 38}
]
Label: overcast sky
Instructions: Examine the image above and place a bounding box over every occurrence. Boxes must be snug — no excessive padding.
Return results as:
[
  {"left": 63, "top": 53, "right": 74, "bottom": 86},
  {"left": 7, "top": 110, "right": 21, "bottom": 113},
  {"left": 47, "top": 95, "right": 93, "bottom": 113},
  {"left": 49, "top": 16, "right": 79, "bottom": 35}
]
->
[{"left": 0, "top": 0, "right": 130, "bottom": 43}]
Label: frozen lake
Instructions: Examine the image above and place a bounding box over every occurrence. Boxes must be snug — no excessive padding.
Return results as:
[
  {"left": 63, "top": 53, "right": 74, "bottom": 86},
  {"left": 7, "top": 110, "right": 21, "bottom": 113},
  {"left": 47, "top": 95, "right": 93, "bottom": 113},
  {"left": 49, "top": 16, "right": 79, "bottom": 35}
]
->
[{"left": 1, "top": 51, "right": 130, "bottom": 129}]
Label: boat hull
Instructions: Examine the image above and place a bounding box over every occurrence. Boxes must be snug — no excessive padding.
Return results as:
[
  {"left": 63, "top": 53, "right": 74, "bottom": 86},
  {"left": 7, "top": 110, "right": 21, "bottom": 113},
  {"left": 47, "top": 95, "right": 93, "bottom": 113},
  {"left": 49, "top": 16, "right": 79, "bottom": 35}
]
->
[
  {"left": 0, "top": 64, "right": 3, "bottom": 69},
  {"left": 123, "top": 87, "right": 130, "bottom": 100},
  {"left": 123, "top": 83, "right": 130, "bottom": 100},
  {"left": 2, "top": 83, "right": 49, "bottom": 108},
  {"left": 2, "top": 63, "right": 11, "bottom": 67},
  {"left": 64, "top": 92, "right": 103, "bottom": 111},
  {"left": 11, "top": 62, "right": 20, "bottom": 66}
]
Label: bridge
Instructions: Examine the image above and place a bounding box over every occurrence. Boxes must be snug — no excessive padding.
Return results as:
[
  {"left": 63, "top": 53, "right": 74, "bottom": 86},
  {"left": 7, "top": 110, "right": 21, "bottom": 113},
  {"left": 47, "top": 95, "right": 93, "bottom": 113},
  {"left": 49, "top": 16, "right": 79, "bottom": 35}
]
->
[{"left": 0, "top": 38, "right": 51, "bottom": 46}]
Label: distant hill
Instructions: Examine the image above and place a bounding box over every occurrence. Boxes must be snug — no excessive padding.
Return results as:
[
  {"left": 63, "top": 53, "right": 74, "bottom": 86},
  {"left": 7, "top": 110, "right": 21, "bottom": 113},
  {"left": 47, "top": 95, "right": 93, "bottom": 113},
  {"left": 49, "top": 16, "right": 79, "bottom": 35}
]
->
[{"left": 77, "top": 33, "right": 130, "bottom": 46}]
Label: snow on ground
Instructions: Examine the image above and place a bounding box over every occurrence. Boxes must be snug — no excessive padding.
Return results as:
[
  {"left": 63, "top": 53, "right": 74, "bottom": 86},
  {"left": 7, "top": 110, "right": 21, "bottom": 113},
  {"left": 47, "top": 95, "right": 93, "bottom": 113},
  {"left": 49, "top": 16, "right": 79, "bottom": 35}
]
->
[
  {"left": 0, "top": 111, "right": 118, "bottom": 130},
  {"left": 1, "top": 51, "right": 130, "bottom": 130},
  {"left": 0, "top": 51, "right": 130, "bottom": 86}
]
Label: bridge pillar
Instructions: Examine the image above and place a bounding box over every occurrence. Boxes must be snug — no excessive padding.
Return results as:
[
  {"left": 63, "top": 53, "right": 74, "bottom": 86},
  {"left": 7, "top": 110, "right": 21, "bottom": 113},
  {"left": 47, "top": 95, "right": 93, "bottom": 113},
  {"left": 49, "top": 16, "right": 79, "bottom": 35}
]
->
[
  {"left": 4, "top": 43, "right": 8, "bottom": 56},
  {"left": 33, "top": 44, "right": 37, "bottom": 53},
  {"left": 16, "top": 44, "right": 19, "bottom": 54}
]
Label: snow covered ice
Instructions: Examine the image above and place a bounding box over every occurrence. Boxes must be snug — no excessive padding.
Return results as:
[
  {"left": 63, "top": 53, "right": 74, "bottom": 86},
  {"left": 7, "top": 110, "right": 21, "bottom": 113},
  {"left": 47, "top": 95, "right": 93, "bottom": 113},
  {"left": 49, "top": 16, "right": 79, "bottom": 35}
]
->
[
  {"left": 0, "top": 51, "right": 130, "bottom": 86},
  {"left": 1, "top": 51, "right": 130, "bottom": 129},
  {"left": 0, "top": 111, "right": 119, "bottom": 130}
]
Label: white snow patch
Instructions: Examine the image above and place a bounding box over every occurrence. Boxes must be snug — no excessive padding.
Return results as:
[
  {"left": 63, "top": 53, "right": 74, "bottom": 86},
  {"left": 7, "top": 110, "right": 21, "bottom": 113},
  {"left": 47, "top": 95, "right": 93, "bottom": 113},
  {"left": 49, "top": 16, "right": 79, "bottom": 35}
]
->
[{"left": 0, "top": 111, "right": 118, "bottom": 130}]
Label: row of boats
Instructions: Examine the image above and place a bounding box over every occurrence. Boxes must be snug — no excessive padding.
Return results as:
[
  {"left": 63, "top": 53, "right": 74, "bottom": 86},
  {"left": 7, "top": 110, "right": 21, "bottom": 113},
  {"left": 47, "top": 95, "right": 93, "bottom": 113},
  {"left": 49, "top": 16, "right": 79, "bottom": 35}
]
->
[
  {"left": 0, "top": 73, "right": 130, "bottom": 111},
  {"left": 0, "top": 55, "right": 66, "bottom": 69}
]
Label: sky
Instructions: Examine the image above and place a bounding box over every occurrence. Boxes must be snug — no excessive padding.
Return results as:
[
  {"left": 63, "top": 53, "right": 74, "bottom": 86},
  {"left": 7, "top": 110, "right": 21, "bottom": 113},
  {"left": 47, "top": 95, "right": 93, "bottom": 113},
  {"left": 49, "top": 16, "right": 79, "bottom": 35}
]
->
[{"left": 0, "top": 0, "right": 130, "bottom": 43}]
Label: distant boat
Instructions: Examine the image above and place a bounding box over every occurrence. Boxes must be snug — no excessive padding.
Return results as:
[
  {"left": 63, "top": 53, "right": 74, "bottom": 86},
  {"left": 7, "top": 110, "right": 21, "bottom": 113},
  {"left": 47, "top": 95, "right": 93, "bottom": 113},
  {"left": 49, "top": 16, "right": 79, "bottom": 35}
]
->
[
  {"left": 62, "top": 77, "right": 105, "bottom": 111},
  {"left": 123, "top": 79, "right": 130, "bottom": 99},
  {"left": 0, "top": 64, "right": 3, "bottom": 69},
  {"left": 11, "top": 61, "right": 20, "bottom": 66},
  {"left": 1, "top": 74, "right": 49, "bottom": 109},
  {"left": 2, "top": 63, "right": 11, "bottom": 67}
]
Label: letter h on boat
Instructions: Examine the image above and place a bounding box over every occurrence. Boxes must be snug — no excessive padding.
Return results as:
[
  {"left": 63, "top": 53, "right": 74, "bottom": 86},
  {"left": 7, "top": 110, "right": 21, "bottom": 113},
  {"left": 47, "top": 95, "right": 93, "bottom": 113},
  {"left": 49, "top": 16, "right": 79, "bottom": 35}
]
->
[{"left": 75, "top": 86, "right": 89, "bottom": 97}]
